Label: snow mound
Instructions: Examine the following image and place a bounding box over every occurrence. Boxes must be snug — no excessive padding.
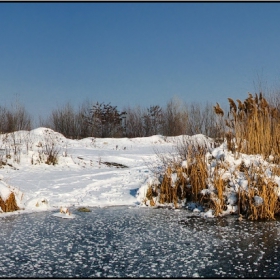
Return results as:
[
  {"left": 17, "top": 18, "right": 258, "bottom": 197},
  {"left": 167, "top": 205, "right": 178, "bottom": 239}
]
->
[
  {"left": 0, "top": 181, "right": 12, "bottom": 201},
  {"left": 26, "top": 198, "right": 51, "bottom": 210}
]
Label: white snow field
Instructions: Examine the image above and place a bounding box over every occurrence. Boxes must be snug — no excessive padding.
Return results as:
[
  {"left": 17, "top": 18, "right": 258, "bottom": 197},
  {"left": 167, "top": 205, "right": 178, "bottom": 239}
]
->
[{"left": 0, "top": 127, "right": 180, "bottom": 215}]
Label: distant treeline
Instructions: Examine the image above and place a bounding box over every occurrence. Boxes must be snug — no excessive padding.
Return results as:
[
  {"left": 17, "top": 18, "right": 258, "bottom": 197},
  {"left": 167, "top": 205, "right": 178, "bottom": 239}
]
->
[
  {"left": 41, "top": 97, "right": 222, "bottom": 139},
  {"left": 1, "top": 93, "right": 280, "bottom": 140}
]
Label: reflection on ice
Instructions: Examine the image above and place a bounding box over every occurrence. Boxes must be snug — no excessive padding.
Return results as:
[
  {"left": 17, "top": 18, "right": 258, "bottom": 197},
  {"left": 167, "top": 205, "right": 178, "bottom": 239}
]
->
[{"left": 0, "top": 206, "right": 279, "bottom": 277}]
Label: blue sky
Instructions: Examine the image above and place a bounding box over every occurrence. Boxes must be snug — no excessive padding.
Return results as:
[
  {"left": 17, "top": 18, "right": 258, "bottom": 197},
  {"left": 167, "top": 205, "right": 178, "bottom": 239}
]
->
[{"left": 1, "top": 2, "right": 280, "bottom": 119}]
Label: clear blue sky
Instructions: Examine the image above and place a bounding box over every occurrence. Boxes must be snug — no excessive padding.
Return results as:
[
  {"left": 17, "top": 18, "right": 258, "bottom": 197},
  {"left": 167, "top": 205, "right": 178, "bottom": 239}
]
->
[{"left": 1, "top": 2, "right": 280, "bottom": 119}]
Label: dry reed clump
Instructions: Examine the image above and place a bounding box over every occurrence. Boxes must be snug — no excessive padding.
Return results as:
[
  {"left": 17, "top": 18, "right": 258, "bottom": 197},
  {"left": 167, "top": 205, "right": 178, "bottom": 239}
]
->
[
  {"left": 186, "top": 145, "right": 208, "bottom": 202},
  {"left": 147, "top": 145, "right": 280, "bottom": 220},
  {"left": 270, "top": 164, "right": 280, "bottom": 177},
  {"left": 146, "top": 182, "right": 159, "bottom": 207},
  {"left": 238, "top": 165, "right": 280, "bottom": 220},
  {"left": 158, "top": 166, "right": 189, "bottom": 208},
  {"left": 146, "top": 144, "right": 208, "bottom": 208},
  {"left": 208, "top": 165, "right": 228, "bottom": 216},
  {"left": 217, "top": 93, "right": 280, "bottom": 163},
  {"left": 147, "top": 143, "right": 236, "bottom": 215},
  {"left": 0, "top": 192, "right": 20, "bottom": 212},
  {"left": 147, "top": 103, "right": 280, "bottom": 220}
]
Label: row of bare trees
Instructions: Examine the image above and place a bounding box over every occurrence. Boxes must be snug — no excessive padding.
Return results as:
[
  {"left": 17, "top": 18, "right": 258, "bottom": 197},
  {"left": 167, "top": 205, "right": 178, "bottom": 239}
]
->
[
  {"left": 125, "top": 99, "right": 223, "bottom": 138},
  {"left": 0, "top": 102, "right": 32, "bottom": 133},
  {"left": 41, "top": 97, "right": 225, "bottom": 139},
  {"left": 40, "top": 101, "right": 126, "bottom": 139},
  {"left": 1, "top": 93, "right": 280, "bottom": 140}
]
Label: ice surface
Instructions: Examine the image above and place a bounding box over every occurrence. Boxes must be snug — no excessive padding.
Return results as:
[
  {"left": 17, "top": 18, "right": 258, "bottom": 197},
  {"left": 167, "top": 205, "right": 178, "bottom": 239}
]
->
[{"left": 0, "top": 206, "right": 279, "bottom": 278}]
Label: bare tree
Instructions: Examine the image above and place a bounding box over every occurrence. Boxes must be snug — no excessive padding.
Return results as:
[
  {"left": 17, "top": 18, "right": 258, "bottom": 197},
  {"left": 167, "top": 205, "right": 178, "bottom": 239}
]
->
[
  {"left": 49, "top": 102, "right": 76, "bottom": 138},
  {"left": 124, "top": 105, "right": 145, "bottom": 137},
  {"left": 142, "top": 105, "right": 163, "bottom": 136},
  {"left": 76, "top": 101, "right": 92, "bottom": 138},
  {"left": 185, "top": 102, "right": 219, "bottom": 138},
  {"left": 162, "top": 97, "right": 188, "bottom": 136},
  {"left": 266, "top": 90, "right": 280, "bottom": 112},
  {"left": 42, "top": 101, "right": 92, "bottom": 139},
  {"left": 185, "top": 102, "right": 205, "bottom": 135}
]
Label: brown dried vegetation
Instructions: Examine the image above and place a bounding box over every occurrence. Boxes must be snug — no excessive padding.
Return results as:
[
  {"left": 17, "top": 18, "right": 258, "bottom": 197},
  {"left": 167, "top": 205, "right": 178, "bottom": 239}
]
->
[
  {"left": 146, "top": 144, "right": 209, "bottom": 208},
  {"left": 0, "top": 192, "right": 20, "bottom": 212},
  {"left": 146, "top": 92, "right": 280, "bottom": 220},
  {"left": 145, "top": 93, "right": 280, "bottom": 220},
  {"left": 221, "top": 93, "right": 280, "bottom": 163},
  {"left": 238, "top": 165, "right": 280, "bottom": 220},
  {"left": 209, "top": 165, "right": 228, "bottom": 216}
]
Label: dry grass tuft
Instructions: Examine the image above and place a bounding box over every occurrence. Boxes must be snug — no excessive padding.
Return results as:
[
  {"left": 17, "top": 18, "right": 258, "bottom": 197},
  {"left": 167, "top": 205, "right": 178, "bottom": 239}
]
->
[
  {"left": 210, "top": 166, "right": 227, "bottom": 216},
  {"left": 147, "top": 144, "right": 208, "bottom": 208},
  {"left": 271, "top": 165, "right": 280, "bottom": 177},
  {"left": 147, "top": 140, "right": 280, "bottom": 220},
  {"left": 0, "top": 192, "right": 20, "bottom": 212},
  {"left": 238, "top": 165, "right": 280, "bottom": 220},
  {"left": 157, "top": 166, "right": 188, "bottom": 208},
  {"left": 187, "top": 145, "right": 208, "bottom": 202}
]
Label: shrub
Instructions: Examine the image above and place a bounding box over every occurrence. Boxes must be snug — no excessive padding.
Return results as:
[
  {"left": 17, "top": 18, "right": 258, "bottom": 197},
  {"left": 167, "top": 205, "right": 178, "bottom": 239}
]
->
[
  {"left": 45, "top": 142, "right": 59, "bottom": 165},
  {"left": 85, "top": 102, "right": 126, "bottom": 138}
]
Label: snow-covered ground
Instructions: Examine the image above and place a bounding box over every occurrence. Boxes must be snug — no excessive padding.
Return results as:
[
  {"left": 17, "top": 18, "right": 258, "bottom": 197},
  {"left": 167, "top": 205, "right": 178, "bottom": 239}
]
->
[{"left": 0, "top": 127, "right": 179, "bottom": 215}]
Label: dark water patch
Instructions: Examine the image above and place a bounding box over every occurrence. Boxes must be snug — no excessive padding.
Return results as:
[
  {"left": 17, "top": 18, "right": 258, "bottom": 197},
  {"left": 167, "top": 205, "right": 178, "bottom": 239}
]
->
[{"left": 129, "top": 188, "right": 138, "bottom": 197}]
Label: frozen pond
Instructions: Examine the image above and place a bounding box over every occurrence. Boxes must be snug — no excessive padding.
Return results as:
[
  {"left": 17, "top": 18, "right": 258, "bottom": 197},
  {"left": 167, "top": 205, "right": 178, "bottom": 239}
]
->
[{"left": 0, "top": 206, "right": 280, "bottom": 278}]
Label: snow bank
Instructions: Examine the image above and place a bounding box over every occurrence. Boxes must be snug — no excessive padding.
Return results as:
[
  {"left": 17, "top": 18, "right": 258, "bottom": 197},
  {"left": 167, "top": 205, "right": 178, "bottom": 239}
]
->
[{"left": 0, "top": 127, "right": 279, "bottom": 219}]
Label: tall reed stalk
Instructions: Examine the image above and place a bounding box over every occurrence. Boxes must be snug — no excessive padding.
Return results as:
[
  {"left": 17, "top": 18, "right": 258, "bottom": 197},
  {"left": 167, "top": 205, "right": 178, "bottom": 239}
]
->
[{"left": 217, "top": 93, "right": 280, "bottom": 163}]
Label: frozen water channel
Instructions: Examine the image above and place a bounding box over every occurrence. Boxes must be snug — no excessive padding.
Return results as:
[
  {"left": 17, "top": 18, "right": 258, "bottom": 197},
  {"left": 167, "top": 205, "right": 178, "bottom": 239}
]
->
[{"left": 0, "top": 206, "right": 280, "bottom": 278}]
